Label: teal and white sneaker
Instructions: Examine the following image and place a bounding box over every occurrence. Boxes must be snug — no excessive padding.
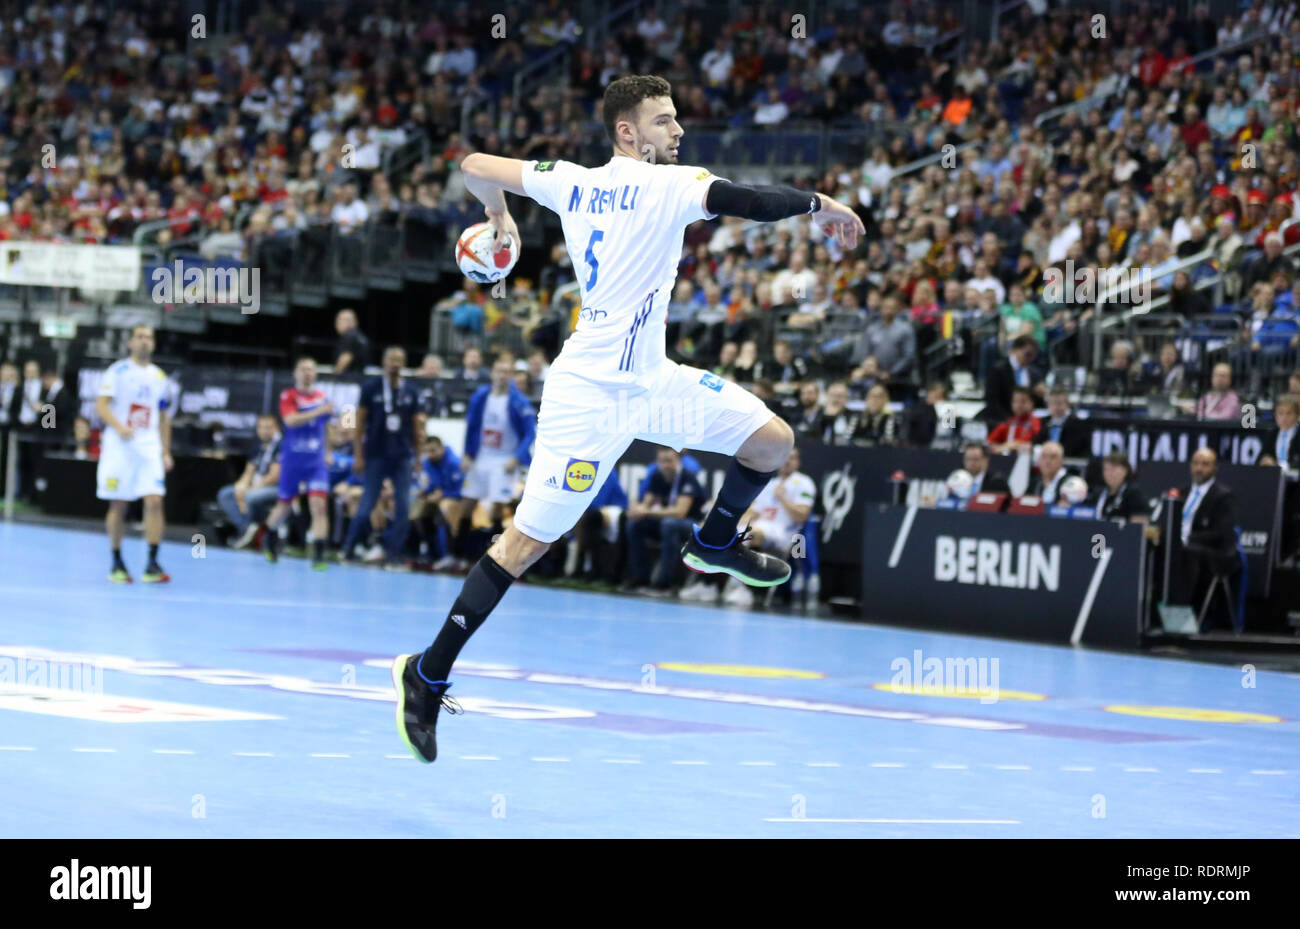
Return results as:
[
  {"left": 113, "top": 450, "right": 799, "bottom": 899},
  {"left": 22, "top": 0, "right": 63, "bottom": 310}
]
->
[{"left": 681, "top": 526, "right": 791, "bottom": 587}]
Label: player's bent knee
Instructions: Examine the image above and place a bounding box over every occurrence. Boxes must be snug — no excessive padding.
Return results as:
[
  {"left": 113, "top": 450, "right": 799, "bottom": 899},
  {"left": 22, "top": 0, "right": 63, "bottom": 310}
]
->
[{"left": 739, "top": 417, "right": 793, "bottom": 471}]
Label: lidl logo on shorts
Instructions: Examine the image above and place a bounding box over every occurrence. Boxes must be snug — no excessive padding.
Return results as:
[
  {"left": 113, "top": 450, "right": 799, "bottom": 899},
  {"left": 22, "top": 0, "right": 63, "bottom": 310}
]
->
[
  {"left": 699, "top": 372, "right": 725, "bottom": 392},
  {"left": 563, "top": 458, "right": 598, "bottom": 492}
]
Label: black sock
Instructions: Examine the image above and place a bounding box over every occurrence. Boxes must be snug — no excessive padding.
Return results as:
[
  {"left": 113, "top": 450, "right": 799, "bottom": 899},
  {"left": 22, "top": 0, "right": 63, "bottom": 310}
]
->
[
  {"left": 112, "top": 548, "right": 125, "bottom": 569},
  {"left": 313, "top": 540, "right": 325, "bottom": 562},
  {"left": 417, "top": 554, "right": 515, "bottom": 683},
  {"left": 698, "top": 460, "right": 775, "bottom": 547},
  {"left": 147, "top": 543, "right": 159, "bottom": 564},
  {"left": 265, "top": 530, "right": 279, "bottom": 555}
]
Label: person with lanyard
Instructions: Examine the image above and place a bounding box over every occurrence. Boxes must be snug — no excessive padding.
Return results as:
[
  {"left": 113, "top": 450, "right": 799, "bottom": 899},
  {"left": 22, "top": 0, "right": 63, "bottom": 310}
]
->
[
  {"left": 1088, "top": 451, "right": 1149, "bottom": 523},
  {"left": 220, "top": 413, "right": 283, "bottom": 549},
  {"left": 342, "top": 346, "right": 426, "bottom": 570},
  {"left": 1036, "top": 385, "right": 1089, "bottom": 457},
  {"left": 1026, "top": 441, "right": 1073, "bottom": 504}
]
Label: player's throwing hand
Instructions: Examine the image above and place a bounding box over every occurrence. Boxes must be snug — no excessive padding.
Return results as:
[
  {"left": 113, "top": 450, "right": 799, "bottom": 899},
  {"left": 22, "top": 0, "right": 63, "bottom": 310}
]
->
[
  {"left": 813, "top": 193, "right": 866, "bottom": 250},
  {"left": 484, "top": 207, "right": 519, "bottom": 252}
]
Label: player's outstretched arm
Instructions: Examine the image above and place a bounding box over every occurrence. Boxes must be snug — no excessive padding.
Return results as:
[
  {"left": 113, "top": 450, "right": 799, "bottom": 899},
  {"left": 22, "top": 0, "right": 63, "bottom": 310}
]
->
[
  {"left": 704, "top": 181, "right": 865, "bottom": 249},
  {"left": 461, "top": 153, "right": 526, "bottom": 247}
]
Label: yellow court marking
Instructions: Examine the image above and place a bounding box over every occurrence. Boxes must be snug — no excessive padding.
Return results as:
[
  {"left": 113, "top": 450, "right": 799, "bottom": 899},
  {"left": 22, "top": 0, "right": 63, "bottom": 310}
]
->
[
  {"left": 1103, "top": 705, "right": 1283, "bottom": 724},
  {"left": 872, "top": 683, "right": 1046, "bottom": 701},
  {"left": 656, "top": 663, "right": 824, "bottom": 679}
]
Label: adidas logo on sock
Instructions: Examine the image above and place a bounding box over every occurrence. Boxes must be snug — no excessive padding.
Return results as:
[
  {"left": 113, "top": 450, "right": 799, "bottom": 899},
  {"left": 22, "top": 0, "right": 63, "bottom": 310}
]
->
[{"left": 450, "top": 613, "right": 467, "bottom": 629}]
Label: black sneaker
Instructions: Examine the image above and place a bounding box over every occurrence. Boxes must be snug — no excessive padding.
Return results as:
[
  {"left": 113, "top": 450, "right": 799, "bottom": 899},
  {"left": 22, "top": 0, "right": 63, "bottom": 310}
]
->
[
  {"left": 681, "top": 526, "right": 791, "bottom": 587},
  {"left": 390, "top": 654, "right": 462, "bottom": 763}
]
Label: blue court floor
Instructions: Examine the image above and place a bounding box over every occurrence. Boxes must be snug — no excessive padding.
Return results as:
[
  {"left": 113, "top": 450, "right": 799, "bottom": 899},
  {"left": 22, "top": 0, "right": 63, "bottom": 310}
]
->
[{"left": 1, "top": 520, "right": 1297, "bottom": 838}]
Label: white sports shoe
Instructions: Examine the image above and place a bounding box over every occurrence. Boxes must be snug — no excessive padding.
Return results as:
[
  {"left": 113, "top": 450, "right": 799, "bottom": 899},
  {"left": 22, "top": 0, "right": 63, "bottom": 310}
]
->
[
  {"left": 679, "top": 580, "right": 717, "bottom": 602},
  {"left": 431, "top": 555, "right": 459, "bottom": 571},
  {"left": 362, "top": 544, "right": 387, "bottom": 564},
  {"left": 723, "top": 579, "right": 754, "bottom": 608},
  {"left": 231, "top": 523, "right": 260, "bottom": 550}
]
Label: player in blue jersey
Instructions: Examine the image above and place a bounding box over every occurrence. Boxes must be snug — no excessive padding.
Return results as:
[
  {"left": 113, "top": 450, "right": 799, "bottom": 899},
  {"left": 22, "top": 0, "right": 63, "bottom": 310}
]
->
[
  {"left": 262, "top": 356, "right": 334, "bottom": 570},
  {"left": 393, "top": 74, "right": 864, "bottom": 763}
]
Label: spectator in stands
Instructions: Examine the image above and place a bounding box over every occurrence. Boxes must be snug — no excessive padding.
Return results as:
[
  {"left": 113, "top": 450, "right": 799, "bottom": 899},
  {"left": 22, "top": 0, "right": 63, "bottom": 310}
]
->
[
  {"left": 1098, "top": 340, "right": 1141, "bottom": 397},
  {"left": 1000, "top": 283, "right": 1045, "bottom": 350},
  {"left": 455, "top": 346, "right": 489, "bottom": 383},
  {"left": 851, "top": 384, "right": 897, "bottom": 447},
  {"left": 985, "top": 335, "right": 1041, "bottom": 422},
  {"left": 852, "top": 294, "right": 915, "bottom": 387},
  {"left": 902, "top": 381, "right": 949, "bottom": 448},
  {"left": 341, "top": 346, "right": 425, "bottom": 568},
  {"left": 989, "top": 387, "right": 1042, "bottom": 454},
  {"left": 39, "top": 367, "right": 75, "bottom": 448},
  {"left": 791, "top": 382, "right": 826, "bottom": 441},
  {"left": 754, "top": 339, "right": 808, "bottom": 392},
  {"left": 819, "top": 381, "right": 857, "bottom": 445},
  {"left": 1025, "top": 441, "right": 1075, "bottom": 505},
  {"left": 929, "top": 443, "right": 1010, "bottom": 504},
  {"left": 220, "top": 413, "right": 282, "bottom": 548},
  {"left": 333, "top": 308, "right": 370, "bottom": 374},
  {"left": 72, "top": 417, "right": 98, "bottom": 461},
  {"left": 1246, "top": 233, "right": 1296, "bottom": 291},
  {"left": 623, "top": 447, "right": 705, "bottom": 595},
  {"left": 416, "top": 354, "right": 445, "bottom": 378},
  {"left": 1195, "top": 362, "right": 1243, "bottom": 421},
  {"left": 1143, "top": 342, "right": 1187, "bottom": 399},
  {"left": 1037, "top": 385, "right": 1090, "bottom": 457},
  {"left": 1089, "top": 451, "right": 1149, "bottom": 524},
  {"left": 733, "top": 340, "right": 759, "bottom": 383}
]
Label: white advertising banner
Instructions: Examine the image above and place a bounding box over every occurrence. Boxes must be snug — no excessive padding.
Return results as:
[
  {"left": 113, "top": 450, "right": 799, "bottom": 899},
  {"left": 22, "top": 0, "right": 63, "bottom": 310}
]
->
[{"left": 0, "top": 241, "right": 140, "bottom": 290}]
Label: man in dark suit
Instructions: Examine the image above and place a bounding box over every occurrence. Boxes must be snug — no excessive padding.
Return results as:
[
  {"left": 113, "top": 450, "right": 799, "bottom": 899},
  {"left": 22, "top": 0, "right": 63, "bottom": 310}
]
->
[
  {"left": 1087, "top": 451, "right": 1150, "bottom": 522},
  {"left": 40, "top": 367, "right": 77, "bottom": 449},
  {"left": 1177, "top": 447, "right": 1239, "bottom": 629},
  {"left": 984, "top": 335, "right": 1042, "bottom": 423},
  {"left": 1260, "top": 394, "right": 1299, "bottom": 560},
  {"left": 960, "top": 441, "right": 1010, "bottom": 497},
  {"left": 0, "top": 361, "right": 20, "bottom": 497},
  {"left": 1025, "top": 441, "right": 1079, "bottom": 505},
  {"left": 1037, "top": 385, "right": 1090, "bottom": 458}
]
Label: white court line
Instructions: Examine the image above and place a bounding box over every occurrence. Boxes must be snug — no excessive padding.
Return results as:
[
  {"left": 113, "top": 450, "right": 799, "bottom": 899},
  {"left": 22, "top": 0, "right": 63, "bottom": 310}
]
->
[
  {"left": 0, "top": 746, "right": 35, "bottom": 751},
  {"left": 805, "top": 762, "right": 840, "bottom": 767},
  {"left": 1251, "top": 769, "right": 1289, "bottom": 775},
  {"left": 765, "top": 818, "right": 1020, "bottom": 824},
  {"left": 459, "top": 755, "right": 499, "bottom": 761},
  {"left": 933, "top": 763, "right": 968, "bottom": 769},
  {"left": 531, "top": 757, "right": 570, "bottom": 763},
  {"left": 386, "top": 754, "right": 414, "bottom": 759},
  {"left": 72, "top": 748, "right": 115, "bottom": 753},
  {"left": 1061, "top": 766, "right": 1095, "bottom": 771},
  {"left": 740, "top": 761, "right": 776, "bottom": 766},
  {"left": 234, "top": 751, "right": 274, "bottom": 757},
  {"left": 671, "top": 760, "right": 709, "bottom": 765},
  {"left": 1188, "top": 768, "right": 1222, "bottom": 774},
  {"left": 870, "top": 762, "right": 906, "bottom": 768},
  {"left": 601, "top": 759, "right": 642, "bottom": 764},
  {"left": 153, "top": 749, "right": 195, "bottom": 755},
  {"left": 1123, "top": 767, "right": 1159, "bottom": 772},
  {"left": 309, "top": 753, "right": 351, "bottom": 758},
  {"left": 994, "top": 764, "right": 1031, "bottom": 770}
]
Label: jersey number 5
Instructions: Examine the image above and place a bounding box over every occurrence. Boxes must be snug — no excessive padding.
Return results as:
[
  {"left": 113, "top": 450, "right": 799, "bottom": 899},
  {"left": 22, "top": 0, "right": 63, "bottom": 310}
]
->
[{"left": 584, "top": 230, "right": 604, "bottom": 291}]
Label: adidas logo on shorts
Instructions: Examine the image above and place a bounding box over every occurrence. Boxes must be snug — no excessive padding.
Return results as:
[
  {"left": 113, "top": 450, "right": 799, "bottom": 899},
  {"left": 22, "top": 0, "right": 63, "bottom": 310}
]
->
[
  {"left": 545, "top": 476, "right": 559, "bottom": 488},
  {"left": 451, "top": 614, "right": 467, "bottom": 629}
]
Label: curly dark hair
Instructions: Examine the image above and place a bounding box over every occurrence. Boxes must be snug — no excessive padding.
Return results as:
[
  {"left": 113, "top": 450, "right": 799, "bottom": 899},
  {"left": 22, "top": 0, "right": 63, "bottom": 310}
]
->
[{"left": 602, "top": 74, "right": 672, "bottom": 145}]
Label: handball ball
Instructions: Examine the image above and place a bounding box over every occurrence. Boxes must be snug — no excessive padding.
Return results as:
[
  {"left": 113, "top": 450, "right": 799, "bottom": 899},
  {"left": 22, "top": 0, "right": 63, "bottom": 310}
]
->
[
  {"left": 946, "top": 469, "right": 975, "bottom": 500},
  {"left": 1060, "top": 475, "right": 1089, "bottom": 505},
  {"left": 455, "top": 222, "right": 519, "bottom": 284}
]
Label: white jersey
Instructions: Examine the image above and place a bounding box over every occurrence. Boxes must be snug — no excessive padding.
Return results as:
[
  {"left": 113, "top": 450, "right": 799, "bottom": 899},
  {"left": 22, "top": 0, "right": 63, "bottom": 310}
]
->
[
  {"left": 478, "top": 392, "right": 519, "bottom": 460},
  {"left": 751, "top": 471, "right": 817, "bottom": 539},
  {"left": 98, "top": 359, "right": 170, "bottom": 446},
  {"left": 521, "top": 156, "right": 722, "bottom": 384}
]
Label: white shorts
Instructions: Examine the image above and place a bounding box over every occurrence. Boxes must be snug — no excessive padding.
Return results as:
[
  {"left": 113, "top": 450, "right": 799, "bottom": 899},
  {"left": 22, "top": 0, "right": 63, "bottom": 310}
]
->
[
  {"left": 750, "top": 519, "right": 796, "bottom": 554},
  {"left": 96, "top": 434, "right": 166, "bottom": 501},
  {"left": 513, "top": 362, "right": 775, "bottom": 543},
  {"left": 462, "top": 456, "right": 517, "bottom": 504}
]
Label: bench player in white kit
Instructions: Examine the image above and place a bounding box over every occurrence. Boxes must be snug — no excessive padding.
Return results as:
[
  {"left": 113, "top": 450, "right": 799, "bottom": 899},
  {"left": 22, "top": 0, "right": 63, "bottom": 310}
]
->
[{"left": 392, "top": 74, "right": 864, "bottom": 763}]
